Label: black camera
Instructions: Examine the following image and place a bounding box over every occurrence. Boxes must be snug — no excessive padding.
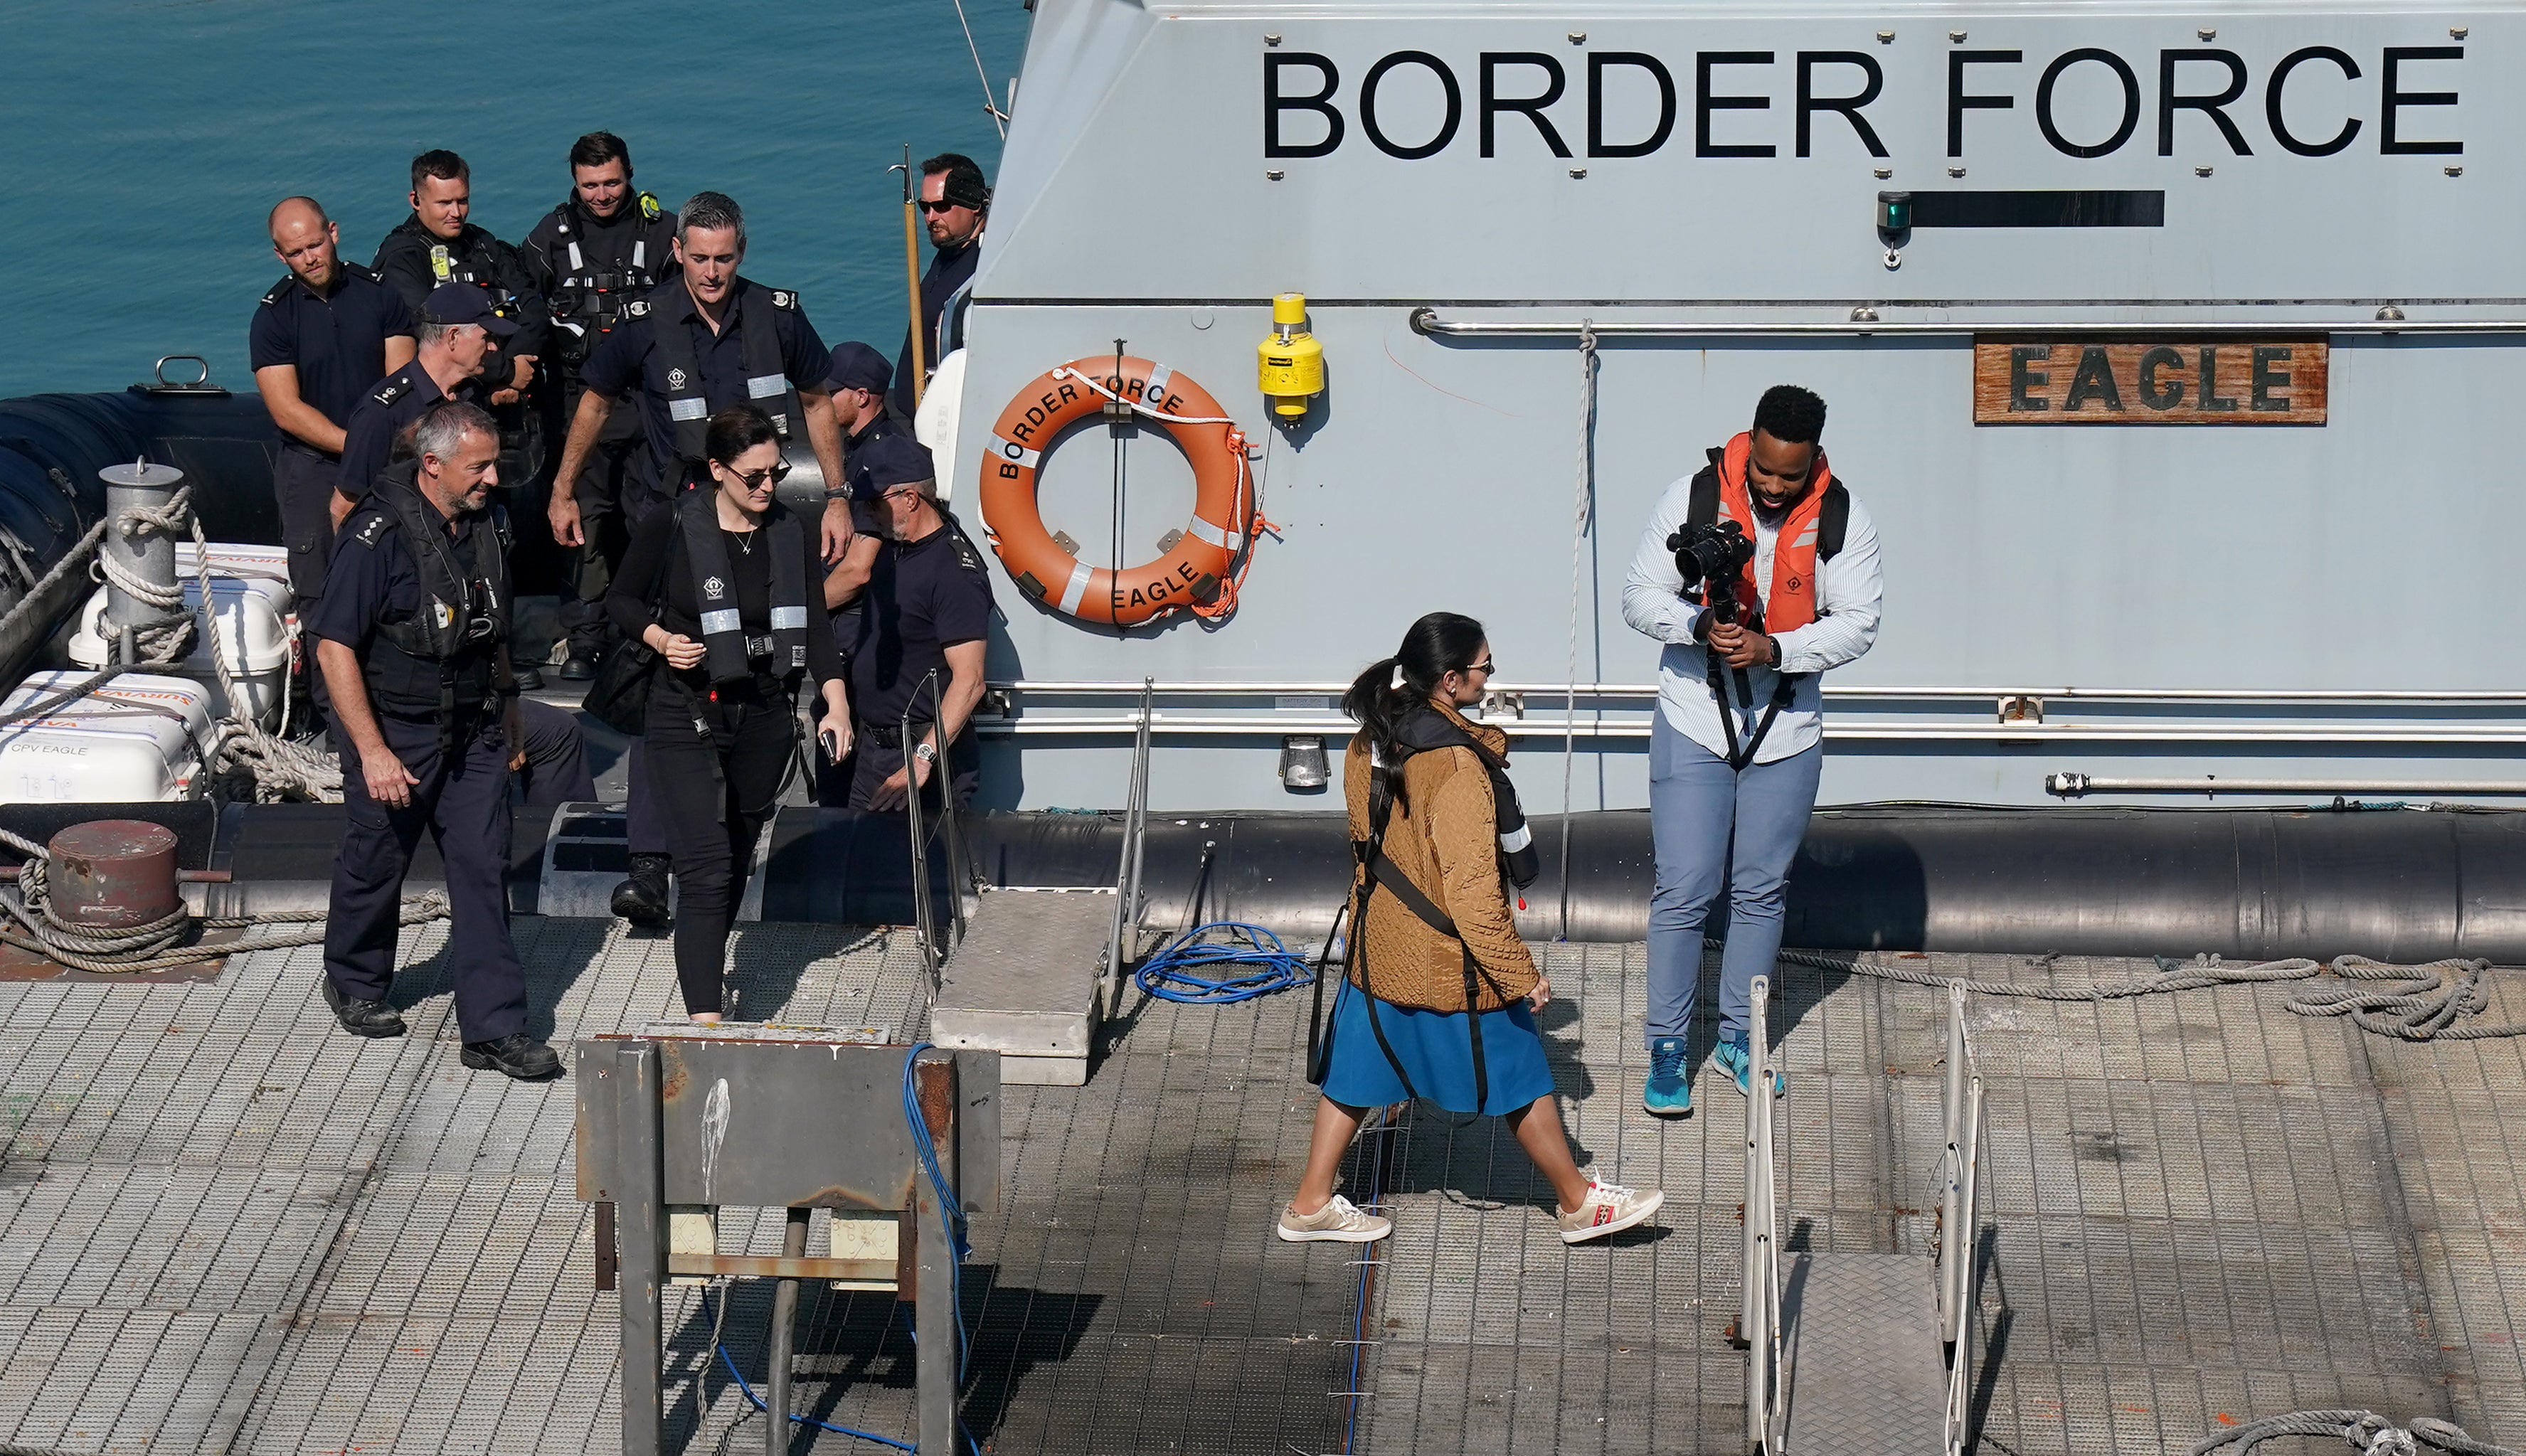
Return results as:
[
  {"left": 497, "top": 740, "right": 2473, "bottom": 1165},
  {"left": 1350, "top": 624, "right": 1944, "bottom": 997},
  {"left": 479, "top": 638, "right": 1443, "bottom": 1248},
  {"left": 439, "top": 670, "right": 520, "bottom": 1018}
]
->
[{"left": 1667, "top": 519, "right": 1756, "bottom": 618}]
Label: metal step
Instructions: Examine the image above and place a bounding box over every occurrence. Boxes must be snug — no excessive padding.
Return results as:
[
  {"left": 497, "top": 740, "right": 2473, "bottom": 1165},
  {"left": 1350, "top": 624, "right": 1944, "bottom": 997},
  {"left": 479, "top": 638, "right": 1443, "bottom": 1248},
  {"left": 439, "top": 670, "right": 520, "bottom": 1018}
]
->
[
  {"left": 1778, "top": 1252, "right": 1948, "bottom": 1455},
  {"left": 928, "top": 888, "right": 1115, "bottom": 1085}
]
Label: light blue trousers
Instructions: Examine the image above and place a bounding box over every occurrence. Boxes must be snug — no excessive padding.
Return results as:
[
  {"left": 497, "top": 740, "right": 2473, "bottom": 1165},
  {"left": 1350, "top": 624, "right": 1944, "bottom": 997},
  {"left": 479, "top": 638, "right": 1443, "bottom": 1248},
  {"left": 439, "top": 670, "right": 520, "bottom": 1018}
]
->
[{"left": 1645, "top": 712, "right": 1822, "bottom": 1048}]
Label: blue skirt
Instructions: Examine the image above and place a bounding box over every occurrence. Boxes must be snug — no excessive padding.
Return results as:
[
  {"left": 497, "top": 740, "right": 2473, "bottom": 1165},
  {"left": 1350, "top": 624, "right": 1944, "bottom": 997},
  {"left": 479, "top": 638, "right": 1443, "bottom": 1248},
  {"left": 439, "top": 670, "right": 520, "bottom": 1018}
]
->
[{"left": 1318, "top": 977, "right": 1556, "bottom": 1116}]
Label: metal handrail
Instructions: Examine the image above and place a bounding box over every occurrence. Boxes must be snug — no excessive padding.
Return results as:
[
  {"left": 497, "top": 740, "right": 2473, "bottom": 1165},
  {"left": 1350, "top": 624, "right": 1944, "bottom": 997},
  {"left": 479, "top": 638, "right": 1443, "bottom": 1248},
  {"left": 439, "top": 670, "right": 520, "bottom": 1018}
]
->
[
  {"left": 925, "top": 670, "right": 972, "bottom": 948},
  {"left": 1097, "top": 678, "right": 1155, "bottom": 1019},
  {"left": 1935, "top": 980, "right": 1986, "bottom": 1456},
  {"left": 1744, "top": 974, "right": 1783, "bottom": 1453},
  {"left": 902, "top": 676, "right": 947, "bottom": 989},
  {"left": 1412, "top": 305, "right": 2526, "bottom": 339},
  {"left": 994, "top": 679, "right": 2526, "bottom": 704},
  {"left": 1943, "top": 1073, "right": 1986, "bottom": 1456}
]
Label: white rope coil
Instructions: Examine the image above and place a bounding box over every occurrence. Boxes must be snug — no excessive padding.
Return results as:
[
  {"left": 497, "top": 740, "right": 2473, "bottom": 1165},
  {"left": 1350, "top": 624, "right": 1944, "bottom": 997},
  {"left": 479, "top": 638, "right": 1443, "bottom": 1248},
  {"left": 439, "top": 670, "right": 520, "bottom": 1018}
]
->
[{"left": 2195, "top": 1409, "right": 2525, "bottom": 1456}]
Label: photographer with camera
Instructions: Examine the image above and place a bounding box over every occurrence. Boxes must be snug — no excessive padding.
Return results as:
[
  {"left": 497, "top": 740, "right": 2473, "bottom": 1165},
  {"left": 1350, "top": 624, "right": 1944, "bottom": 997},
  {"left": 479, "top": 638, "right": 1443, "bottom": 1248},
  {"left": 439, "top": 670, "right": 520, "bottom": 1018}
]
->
[{"left": 1620, "top": 386, "right": 1882, "bottom": 1114}]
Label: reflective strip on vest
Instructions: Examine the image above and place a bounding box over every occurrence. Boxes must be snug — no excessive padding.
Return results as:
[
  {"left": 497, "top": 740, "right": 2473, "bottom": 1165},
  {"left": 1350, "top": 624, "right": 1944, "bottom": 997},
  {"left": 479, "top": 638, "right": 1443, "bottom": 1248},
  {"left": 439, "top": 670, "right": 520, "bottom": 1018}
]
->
[
  {"left": 747, "top": 373, "right": 787, "bottom": 399},
  {"left": 669, "top": 396, "right": 708, "bottom": 421},
  {"left": 566, "top": 240, "right": 584, "bottom": 272},
  {"left": 769, "top": 606, "right": 807, "bottom": 631},
  {"left": 1500, "top": 823, "right": 1533, "bottom": 854},
  {"left": 1056, "top": 560, "right": 1095, "bottom": 615},
  {"left": 700, "top": 609, "right": 741, "bottom": 636},
  {"left": 631, "top": 240, "right": 647, "bottom": 271}
]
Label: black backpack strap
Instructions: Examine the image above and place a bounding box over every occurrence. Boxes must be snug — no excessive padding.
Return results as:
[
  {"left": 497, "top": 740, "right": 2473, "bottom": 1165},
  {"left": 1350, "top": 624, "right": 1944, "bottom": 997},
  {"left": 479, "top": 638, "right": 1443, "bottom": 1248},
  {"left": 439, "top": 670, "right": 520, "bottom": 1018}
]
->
[
  {"left": 1686, "top": 464, "right": 1720, "bottom": 535},
  {"left": 1337, "top": 763, "right": 1495, "bottom": 1111},
  {"left": 1817, "top": 480, "right": 1850, "bottom": 563}
]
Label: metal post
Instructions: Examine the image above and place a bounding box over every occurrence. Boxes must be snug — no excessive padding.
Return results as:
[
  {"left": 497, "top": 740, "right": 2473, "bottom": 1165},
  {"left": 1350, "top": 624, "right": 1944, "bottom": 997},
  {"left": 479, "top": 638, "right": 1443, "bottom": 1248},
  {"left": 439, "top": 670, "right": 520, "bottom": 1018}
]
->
[
  {"left": 1096, "top": 678, "right": 1154, "bottom": 1021},
  {"left": 97, "top": 458, "right": 186, "bottom": 644},
  {"left": 1943, "top": 1073, "right": 1985, "bottom": 1456},
  {"left": 1745, "top": 974, "right": 1777, "bottom": 1454},
  {"left": 1939, "top": 979, "right": 1968, "bottom": 1345},
  {"left": 764, "top": 1206, "right": 810, "bottom": 1456},
  {"left": 913, "top": 1053, "right": 961, "bottom": 1455},
  {"left": 903, "top": 678, "right": 939, "bottom": 988},
  {"left": 616, "top": 1043, "right": 665, "bottom": 1456},
  {"left": 925, "top": 671, "right": 970, "bottom": 947},
  {"left": 1123, "top": 676, "right": 1154, "bottom": 935}
]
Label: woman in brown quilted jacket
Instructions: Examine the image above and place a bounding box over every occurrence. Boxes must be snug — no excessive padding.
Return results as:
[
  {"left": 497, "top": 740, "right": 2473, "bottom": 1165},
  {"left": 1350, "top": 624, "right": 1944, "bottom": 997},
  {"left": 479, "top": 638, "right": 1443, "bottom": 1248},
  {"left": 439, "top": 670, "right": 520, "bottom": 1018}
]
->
[{"left": 1277, "top": 613, "right": 1665, "bottom": 1247}]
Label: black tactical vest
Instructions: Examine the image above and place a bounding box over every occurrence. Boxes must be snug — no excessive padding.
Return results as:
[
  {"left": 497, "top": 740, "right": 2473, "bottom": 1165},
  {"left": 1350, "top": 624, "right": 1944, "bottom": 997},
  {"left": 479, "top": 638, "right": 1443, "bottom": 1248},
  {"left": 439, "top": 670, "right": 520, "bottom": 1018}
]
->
[
  {"left": 631, "top": 277, "right": 827, "bottom": 504},
  {"left": 676, "top": 487, "right": 809, "bottom": 686},
  {"left": 537, "top": 194, "right": 667, "bottom": 362},
  {"left": 342, "top": 462, "right": 512, "bottom": 723}
]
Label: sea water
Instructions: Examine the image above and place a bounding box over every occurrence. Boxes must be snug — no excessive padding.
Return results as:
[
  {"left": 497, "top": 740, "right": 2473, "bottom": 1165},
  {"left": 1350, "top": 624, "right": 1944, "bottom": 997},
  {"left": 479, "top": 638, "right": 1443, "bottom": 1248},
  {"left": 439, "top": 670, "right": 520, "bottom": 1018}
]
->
[{"left": 1, "top": 0, "right": 1031, "bottom": 398}]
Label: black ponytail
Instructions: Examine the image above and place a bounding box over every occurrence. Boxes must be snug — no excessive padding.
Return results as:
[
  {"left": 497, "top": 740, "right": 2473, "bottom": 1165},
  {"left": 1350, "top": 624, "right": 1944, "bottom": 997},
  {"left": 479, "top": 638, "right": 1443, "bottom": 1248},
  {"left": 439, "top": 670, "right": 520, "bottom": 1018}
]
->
[{"left": 1344, "top": 612, "right": 1487, "bottom": 795}]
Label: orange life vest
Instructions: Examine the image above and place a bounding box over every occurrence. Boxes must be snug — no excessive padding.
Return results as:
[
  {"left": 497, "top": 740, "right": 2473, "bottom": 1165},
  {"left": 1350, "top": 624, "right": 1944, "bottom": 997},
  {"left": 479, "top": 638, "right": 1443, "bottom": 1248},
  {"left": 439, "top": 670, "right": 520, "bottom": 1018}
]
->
[{"left": 1713, "top": 430, "right": 1832, "bottom": 634}]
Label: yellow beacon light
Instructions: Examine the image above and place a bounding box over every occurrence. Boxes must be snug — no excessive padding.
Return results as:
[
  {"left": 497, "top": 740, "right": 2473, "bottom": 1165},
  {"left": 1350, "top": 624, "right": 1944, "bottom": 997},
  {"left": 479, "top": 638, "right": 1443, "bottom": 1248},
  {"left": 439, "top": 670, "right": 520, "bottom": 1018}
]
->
[{"left": 1257, "top": 292, "right": 1324, "bottom": 420}]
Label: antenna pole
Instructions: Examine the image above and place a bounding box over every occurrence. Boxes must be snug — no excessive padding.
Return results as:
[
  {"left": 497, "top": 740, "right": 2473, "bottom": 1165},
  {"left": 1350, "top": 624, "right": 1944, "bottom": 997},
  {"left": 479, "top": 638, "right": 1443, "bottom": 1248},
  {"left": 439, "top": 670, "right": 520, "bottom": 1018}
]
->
[{"left": 893, "top": 146, "right": 928, "bottom": 411}]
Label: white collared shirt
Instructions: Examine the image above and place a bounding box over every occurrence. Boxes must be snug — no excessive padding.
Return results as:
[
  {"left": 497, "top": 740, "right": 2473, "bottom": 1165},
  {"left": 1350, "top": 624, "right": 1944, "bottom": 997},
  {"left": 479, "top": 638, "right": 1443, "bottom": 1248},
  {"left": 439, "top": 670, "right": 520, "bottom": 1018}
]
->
[{"left": 1620, "top": 477, "right": 1884, "bottom": 764}]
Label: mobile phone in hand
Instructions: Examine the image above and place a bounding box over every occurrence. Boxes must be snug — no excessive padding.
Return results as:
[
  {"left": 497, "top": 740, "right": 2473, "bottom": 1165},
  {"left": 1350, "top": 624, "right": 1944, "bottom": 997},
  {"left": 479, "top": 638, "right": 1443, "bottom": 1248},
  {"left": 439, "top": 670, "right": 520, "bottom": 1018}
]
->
[{"left": 820, "top": 728, "right": 843, "bottom": 762}]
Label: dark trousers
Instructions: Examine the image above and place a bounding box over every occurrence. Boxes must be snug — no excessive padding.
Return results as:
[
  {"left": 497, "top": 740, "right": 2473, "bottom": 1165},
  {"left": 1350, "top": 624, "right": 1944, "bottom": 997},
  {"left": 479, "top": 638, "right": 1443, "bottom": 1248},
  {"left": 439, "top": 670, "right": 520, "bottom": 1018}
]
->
[
  {"left": 847, "top": 723, "right": 980, "bottom": 812},
  {"left": 514, "top": 698, "right": 596, "bottom": 805},
  {"left": 624, "top": 740, "right": 669, "bottom": 855},
  {"left": 644, "top": 680, "right": 795, "bottom": 1016},
  {"left": 324, "top": 710, "right": 529, "bottom": 1043},
  {"left": 274, "top": 445, "right": 341, "bottom": 602},
  {"left": 556, "top": 435, "right": 660, "bottom": 656}
]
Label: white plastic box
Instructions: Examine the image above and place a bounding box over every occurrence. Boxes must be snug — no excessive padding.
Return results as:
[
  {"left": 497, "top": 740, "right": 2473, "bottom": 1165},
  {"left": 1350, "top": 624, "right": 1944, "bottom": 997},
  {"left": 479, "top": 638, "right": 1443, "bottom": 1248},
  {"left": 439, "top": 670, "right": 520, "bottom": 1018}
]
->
[
  {"left": 66, "top": 542, "right": 294, "bottom": 728},
  {"left": 0, "top": 670, "right": 213, "bottom": 802}
]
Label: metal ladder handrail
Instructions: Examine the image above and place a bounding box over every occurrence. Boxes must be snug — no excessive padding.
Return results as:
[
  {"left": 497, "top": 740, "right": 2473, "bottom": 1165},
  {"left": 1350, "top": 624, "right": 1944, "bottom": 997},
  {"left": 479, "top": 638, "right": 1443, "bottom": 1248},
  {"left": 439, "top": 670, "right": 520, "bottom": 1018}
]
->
[
  {"left": 1935, "top": 977, "right": 1987, "bottom": 1456},
  {"left": 1744, "top": 974, "right": 1784, "bottom": 1454},
  {"left": 901, "top": 670, "right": 974, "bottom": 992},
  {"left": 1096, "top": 677, "right": 1155, "bottom": 1019}
]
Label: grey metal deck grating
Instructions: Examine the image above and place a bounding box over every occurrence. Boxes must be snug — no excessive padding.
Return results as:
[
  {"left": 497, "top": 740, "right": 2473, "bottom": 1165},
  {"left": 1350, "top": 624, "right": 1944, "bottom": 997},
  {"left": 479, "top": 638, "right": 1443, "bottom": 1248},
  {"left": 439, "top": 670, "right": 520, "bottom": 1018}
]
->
[{"left": 4, "top": 925, "right": 2525, "bottom": 1452}]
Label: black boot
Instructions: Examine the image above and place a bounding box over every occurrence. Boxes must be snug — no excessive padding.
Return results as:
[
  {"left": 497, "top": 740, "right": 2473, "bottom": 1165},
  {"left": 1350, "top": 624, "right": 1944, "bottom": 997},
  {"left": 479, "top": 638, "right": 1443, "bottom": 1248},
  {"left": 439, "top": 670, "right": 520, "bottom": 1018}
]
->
[
  {"left": 461, "top": 1031, "right": 563, "bottom": 1080},
  {"left": 322, "top": 977, "right": 407, "bottom": 1038},
  {"left": 558, "top": 647, "right": 603, "bottom": 681},
  {"left": 611, "top": 852, "right": 671, "bottom": 925}
]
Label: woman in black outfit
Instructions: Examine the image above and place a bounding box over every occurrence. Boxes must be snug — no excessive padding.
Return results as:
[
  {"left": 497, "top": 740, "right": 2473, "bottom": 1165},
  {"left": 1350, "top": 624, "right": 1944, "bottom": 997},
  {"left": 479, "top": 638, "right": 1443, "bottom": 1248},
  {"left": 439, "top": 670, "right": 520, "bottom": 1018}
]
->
[{"left": 607, "top": 406, "right": 851, "bottom": 1023}]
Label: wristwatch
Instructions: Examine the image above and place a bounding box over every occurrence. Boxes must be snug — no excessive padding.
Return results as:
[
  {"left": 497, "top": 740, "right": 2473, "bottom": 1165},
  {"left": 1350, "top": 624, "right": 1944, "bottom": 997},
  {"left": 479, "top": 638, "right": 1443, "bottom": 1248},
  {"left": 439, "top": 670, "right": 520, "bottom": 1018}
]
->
[
  {"left": 913, "top": 742, "right": 938, "bottom": 765},
  {"left": 1766, "top": 637, "right": 1783, "bottom": 668}
]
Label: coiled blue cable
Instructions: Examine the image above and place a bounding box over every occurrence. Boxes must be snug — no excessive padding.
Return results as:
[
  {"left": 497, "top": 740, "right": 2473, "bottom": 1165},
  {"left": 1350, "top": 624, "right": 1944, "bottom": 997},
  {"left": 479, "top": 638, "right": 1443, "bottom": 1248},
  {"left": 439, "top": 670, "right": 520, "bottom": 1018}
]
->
[{"left": 1131, "top": 921, "right": 1314, "bottom": 1004}]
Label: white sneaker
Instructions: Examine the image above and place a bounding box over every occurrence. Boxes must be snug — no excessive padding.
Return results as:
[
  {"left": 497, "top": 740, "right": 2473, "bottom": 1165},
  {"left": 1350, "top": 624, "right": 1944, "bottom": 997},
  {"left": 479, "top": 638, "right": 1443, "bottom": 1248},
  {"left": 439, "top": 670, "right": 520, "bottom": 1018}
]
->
[
  {"left": 1556, "top": 1179, "right": 1666, "bottom": 1244},
  {"left": 1277, "top": 1194, "right": 1393, "bottom": 1243}
]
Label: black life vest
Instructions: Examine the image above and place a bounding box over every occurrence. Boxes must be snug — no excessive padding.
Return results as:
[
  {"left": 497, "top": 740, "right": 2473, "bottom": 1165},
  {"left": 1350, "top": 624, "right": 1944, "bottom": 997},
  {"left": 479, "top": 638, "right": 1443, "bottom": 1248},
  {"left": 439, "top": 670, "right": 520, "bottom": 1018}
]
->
[
  {"left": 536, "top": 194, "right": 667, "bottom": 354},
  {"left": 676, "top": 487, "right": 810, "bottom": 686},
  {"left": 632, "top": 277, "right": 826, "bottom": 504},
  {"left": 340, "top": 461, "right": 511, "bottom": 723}
]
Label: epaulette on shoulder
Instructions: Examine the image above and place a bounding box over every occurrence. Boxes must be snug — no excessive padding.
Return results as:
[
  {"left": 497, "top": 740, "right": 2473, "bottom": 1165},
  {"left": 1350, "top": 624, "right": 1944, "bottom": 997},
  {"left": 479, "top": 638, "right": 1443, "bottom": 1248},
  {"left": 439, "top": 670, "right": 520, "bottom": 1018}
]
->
[
  {"left": 370, "top": 374, "right": 414, "bottom": 408},
  {"left": 623, "top": 297, "right": 650, "bottom": 319},
  {"left": 765, "top": 287, "right": 798, "bottom": 311},
  {"left": 260, "top": 275, "right": 294, "bottom": 307},
  {"left": 339, "top": 261, "right": 381, "bottom": 284},
  {"left": 349, "top": 509, "right": 394, "bottom": 550}
]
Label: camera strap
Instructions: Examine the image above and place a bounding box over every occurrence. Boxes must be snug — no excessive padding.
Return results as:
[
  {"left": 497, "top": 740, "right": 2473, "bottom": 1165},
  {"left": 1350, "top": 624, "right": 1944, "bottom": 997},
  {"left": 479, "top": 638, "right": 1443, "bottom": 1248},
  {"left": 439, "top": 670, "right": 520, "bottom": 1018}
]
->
[{"left": 1707, "top": 665, "right": 1804, "bottom": 772}]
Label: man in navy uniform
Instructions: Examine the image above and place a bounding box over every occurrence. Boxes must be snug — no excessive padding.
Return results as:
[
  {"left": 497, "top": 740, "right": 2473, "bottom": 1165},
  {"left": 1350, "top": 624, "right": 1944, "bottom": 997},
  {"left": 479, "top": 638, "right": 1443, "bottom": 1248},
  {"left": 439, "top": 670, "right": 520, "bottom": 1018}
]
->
[
  {"left": 336, "top": 284, "right": 515, "bottom": 510},
  {"left": 520, "top": 132, "right": 679, "bottom": 681},
  {"left": 812, "top": 343, "right": 901, "bottom": 804},
  {"left": 553, "top": 191, "right": 851, "bottom": 917},
  {"left": 250, "top": 196, "right": 415, "bottom": 601},
  {"left": 833, "top": 437, "right": 993, "bottom": 812},
  {"left": 892, "top": 154, "right": 988, "bottom": 420},
  {"left": 373, "top": 150, "right": 548, "bottom": 408},
  {"left": 310, "top": 400, "right": 558, "bottom": 1080}
]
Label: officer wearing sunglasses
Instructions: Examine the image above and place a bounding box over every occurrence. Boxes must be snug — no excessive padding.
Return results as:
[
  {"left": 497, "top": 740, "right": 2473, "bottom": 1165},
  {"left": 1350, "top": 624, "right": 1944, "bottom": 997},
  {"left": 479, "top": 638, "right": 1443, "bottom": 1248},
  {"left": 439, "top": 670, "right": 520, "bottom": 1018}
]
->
[{"left": 892, "top": 153, "right": 989, "bottom": 419}]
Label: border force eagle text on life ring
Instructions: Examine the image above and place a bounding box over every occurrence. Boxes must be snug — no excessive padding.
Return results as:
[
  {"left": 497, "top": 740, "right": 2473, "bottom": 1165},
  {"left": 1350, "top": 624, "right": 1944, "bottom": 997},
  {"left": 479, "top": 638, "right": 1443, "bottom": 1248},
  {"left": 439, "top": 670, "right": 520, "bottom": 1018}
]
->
[{"left": 977, "top": 356, "right": 1254, "bottom": 627}]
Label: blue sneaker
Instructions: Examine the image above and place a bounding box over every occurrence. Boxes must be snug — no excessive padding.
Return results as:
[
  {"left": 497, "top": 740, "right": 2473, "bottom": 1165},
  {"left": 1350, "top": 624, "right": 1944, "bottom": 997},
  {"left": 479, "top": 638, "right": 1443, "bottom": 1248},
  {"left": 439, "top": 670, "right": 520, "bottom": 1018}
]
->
[
  {"left": 1714, "top": 1035, "right": 1785, "bottom": 1098},
  {"left": 1643, "top": 1036, "right": 1692, "bottom": 1117}
]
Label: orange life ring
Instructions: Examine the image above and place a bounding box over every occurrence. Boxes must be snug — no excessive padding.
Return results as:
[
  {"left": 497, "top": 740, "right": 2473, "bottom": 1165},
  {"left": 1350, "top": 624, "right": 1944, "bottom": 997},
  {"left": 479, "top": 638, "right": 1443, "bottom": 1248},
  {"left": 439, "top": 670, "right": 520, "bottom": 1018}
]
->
[{"left": 977, "top": 355, "right": 1253, "bottom": 627}]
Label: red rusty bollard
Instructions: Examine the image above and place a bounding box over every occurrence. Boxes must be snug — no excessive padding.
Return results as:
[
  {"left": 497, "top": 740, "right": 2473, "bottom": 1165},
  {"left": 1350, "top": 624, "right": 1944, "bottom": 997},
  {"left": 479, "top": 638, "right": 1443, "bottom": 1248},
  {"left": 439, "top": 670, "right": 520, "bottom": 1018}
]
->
[{"left": 47, "top": 820, "right": 182, "bottom": 927}]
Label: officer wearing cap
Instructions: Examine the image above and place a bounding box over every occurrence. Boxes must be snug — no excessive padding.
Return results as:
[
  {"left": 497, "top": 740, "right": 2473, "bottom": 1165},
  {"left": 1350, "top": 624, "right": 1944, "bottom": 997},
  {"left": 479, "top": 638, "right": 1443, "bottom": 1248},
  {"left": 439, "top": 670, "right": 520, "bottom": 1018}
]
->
[
  {"left": 337, "top": 284, "right": 514, "bottom": 511},
  {"left": 831, "top": 435, "right": 994, "bottom": 810},
  {"left": 520, "top": 132, "right": 679, "bottom": 681},
  {"left": 893, "top": 154, "right": 989, "bottom": 420},
  {"left": 810, "top": 343, "right": 901, "bottom": 804},
  {"left": 250, "top": 196, "right": 417, "bottom": 601},
  {"left": 311, "top": 400, "right": 558, "bottom": 1080}
]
